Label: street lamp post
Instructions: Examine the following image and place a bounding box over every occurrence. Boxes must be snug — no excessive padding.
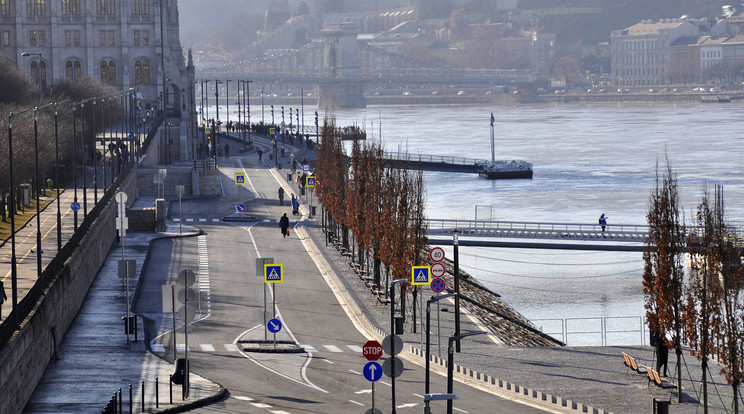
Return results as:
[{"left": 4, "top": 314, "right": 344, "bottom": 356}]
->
[
  {"left": 453, "top": 229, "right": 461, "bottom": 352},
  {"left": 390, "top": 278, "right": 406, "bottom": 414},
  {"left": 33, "top": 104, "right": 54, "bottom": 278},
  {"left": 425, "top": 292, "right": 456, "bottom": 414},
  {"left": 54, "top": 100, "right": 70, "bottom": 251},
  {"left": 246, "top": 80, "right": 252, "bottom": 145},
  {"left": 225, "top": 79, "right": 230, "bottom": 124},
  {"left": 447, "top": 331, "right": 487, "bottom": 414},
  {"left": 21, "top": 52, "right": 43, "bottom": 102},
  {"left": 7, "top": 109, "right": 31, "bottom": 328},
  {"left": 72, "top": 106, "right": 79, "bottom": 231}
]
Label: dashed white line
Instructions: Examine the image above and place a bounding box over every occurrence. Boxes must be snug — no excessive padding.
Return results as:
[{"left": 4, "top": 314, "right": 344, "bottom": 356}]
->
[
  {"left": 302, "top": 345, "right": 317, "bottom": 353},
  {"left": 349, "top": 369, "right": 361, "bottom": 375},
  {"left": 347, "top": 345, "right": 363, "bottom": 352},
  {"left": 225, "top": 343, "right": 239, "bottom": 352},
  {"left": 453, "top": 408, "right": 469, "bottom": 413},
  {"left": 323, "top": 345, "right": 343, "bottom": 352},
  {"left": 233, "top": 395, "right": 253, "bottom": 401},
  {"left": 250, "top": 402, "right": 272, "bottom": 408},
  {"left": 355, "top": 389, "right": 372, "bottom": 394},
  {"left": 200, "top": 344, "right": 215, "bottom": 352},
  {"left": 349, "top": 400, "right": 365, "bottom": 406}
]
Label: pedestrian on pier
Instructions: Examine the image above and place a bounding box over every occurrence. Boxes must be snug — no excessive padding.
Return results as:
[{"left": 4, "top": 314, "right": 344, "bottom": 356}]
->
[
  {"left": 258, "top": 149, "right": 263, "bottom": 161},
  {"left": 278, "top": 187, "right": 285, "bottom": 206},
  {"left": 599, "top": 214, "right": 607, "bottom": 232},
  {"left": 224, "top": 144, "right": 230, "bottom": 158}
]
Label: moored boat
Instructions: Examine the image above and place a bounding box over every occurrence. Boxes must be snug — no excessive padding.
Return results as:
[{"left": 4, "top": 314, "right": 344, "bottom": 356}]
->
[{"left": 480, "top": 112, "right": 534, "bottom": 179}]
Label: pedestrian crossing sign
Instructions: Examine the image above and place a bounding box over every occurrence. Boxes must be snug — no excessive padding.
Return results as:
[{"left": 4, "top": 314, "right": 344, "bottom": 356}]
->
[
  {"left": 234, "top": 173, "right": 246, "bottom": 185},
  {"left": 264, "top": 264, "right": 284, "bottom": 283},
  {"left": 411, "top": 266, "right": 431, "bottom": 285}
]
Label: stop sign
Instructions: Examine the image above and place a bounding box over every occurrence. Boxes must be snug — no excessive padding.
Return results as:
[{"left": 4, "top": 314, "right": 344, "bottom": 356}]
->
[{"left": 363, "top": 340, "right": 383, "bottom": 361}]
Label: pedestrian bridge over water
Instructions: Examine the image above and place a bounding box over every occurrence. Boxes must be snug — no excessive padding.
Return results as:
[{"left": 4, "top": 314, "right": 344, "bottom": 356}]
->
[{"left": 425, "top": 219, "right": 649, "bottom": 251}]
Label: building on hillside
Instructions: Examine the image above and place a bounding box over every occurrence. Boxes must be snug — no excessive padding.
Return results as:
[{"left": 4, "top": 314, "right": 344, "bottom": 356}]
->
[
  {"left": 0, "top": 0, "right": 193, "bottom": 160},
  {"left": 610, "top": 19, "right": 699, "bottom": 86}
]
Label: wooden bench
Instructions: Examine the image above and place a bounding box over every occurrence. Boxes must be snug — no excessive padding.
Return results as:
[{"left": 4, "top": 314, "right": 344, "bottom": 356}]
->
[
  {"left": 644, "top": 366, "right": 676, "bottom": 389},
  {"left": 621, "top": 353, "right": 646, "bottom": 374}
]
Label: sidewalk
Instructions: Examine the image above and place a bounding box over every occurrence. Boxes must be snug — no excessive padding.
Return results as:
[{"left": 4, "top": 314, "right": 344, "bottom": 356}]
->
[{"left": 23, "top": 220, "right": 225, "bottom": 414}]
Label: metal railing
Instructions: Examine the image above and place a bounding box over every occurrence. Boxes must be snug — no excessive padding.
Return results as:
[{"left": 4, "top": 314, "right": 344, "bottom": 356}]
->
[{"left": 532, "top": 316, "right": 647, "bottom": 346}]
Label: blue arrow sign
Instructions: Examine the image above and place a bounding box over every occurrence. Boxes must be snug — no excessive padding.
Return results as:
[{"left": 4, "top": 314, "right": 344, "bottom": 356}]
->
[
  {"left": 70, "top": 201, "right": 80, "bottom": 211},
  {"left": 236, "top": 204, "right": 246, "bottom": 212},
  {"left": 363, "top": 361, "right": 383, "bottom": 382},
  {"left": 267, "top": 318, "right": 282, "bottom": 333}
]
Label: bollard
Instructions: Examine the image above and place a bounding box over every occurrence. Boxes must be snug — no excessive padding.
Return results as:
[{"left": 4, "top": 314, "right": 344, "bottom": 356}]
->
[
  {"left": 118, "top": 388, "right": 122, "bottom": 414},
  {"left": 141, "top": 381, "right": 145, "bottom": 412},
  {"left": 169, "top": 374, "right": 173, "bottom": 404},
  {"left": 155, "top": 377, "right": 159, "bottom": 408},
  {"left": 129, "top": 384, "right": 133, "bottom": 414}
]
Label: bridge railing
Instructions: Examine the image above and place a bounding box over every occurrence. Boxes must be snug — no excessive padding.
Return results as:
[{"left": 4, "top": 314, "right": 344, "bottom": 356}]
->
[{"left": 424, "top": 219, "right": 651, "bottom": 236}]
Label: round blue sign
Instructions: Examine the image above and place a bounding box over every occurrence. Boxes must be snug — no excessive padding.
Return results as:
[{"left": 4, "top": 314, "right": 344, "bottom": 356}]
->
[
  {"left": 70, "top": 201, "right": 80, "bottom": 211},
  {"left": 267, "top": 318, "right": 282, "bottom": 333},
  {"left": 236, "top": 204, "right": 246, "bottom": 212},
  {"left": 363, "top": 361, "right": 383, "bottom": 382},
  {"left": 431, "top": 278, "right": 446, "bottom": 293}
]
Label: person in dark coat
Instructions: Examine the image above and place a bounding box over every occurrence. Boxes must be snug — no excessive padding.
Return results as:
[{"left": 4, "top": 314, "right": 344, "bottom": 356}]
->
[
  {"left": 278, "top": 187, "right": 285, "bottom": 205},
  {"left": 279, "top": 213, "right": 290, "bottom": 238}
]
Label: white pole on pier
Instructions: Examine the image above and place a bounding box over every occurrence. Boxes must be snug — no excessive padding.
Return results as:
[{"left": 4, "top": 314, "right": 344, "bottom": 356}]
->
[{"left": 489, "top": 112, "right": 495, "bottom": 167}]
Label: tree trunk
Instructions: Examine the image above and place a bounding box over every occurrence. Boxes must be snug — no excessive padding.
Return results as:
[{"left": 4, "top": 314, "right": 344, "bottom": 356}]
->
[{"left": 373, "top": 254, "right": 381, "bottom": 288}]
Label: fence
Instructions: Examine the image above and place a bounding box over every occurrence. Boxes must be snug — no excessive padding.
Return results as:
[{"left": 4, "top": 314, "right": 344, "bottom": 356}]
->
[{"left": 531, "top": 316, "right": 647, "bottom": 346}]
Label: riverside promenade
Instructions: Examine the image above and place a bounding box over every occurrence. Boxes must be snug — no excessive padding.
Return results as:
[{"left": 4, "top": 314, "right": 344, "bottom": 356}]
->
[{"left": 17, "top": 130, "right": 738, "bottom": 414}]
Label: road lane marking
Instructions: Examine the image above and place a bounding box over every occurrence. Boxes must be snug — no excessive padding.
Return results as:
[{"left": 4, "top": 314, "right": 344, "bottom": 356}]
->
[
  {"left": 151, "top": 344, "right": 165, "bottom": 352},
  {"left": 347, "top": 345, "right": 363, "bottom": 352},
  {"left": 250, "top": 402, "right": 272, "bottom": 408},
  {"left": 225, "top": 343, "right": 239, "bottom": 351},
  {"left": 454, "top": 408, "right": 469, "bottom": 413},
  {"left": 302, "top": 345, "right": 318, "bottom": 353},
  {"left": 233, "top": 396, "right": 253, "bottom": 401},
  {"left": 349, "top": 369, "right": 361, "bottom": 375},
  {"left": 349, "top": 400, "right": 364, "bottom": 406},
  {"left": 200, "top": 344, "right": 215, "bottom": 352},
  {"left": 355, "top": 389, "right": 372, "bottom": 394},
  {"left": 322, "top": 344, "right": 343, "bottom": 352}
]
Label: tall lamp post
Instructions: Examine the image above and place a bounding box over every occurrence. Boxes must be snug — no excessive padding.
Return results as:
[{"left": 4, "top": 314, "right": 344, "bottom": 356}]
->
[
  {"left": 34, "top": 103, "right": 54, "bottom": 278},
  {"left": 7, "top": 109, "right": 31, "bottom": 327},
  {"left": 447, "top": 331, "right": 487, "bottom": 414},
  {"left": 425, "top": 292, "right": 456, "bottom": 414},
  {"left": 453, "top": 229, "right": 461, "bottom": 352},
  {"left": 21, "top": 52, "right": 43, "bottom": 102},
  {"left": 246, "top": 80, "right": 252, "bottom": 145},
  {"left": 390, "top": 278, "right": 406, "bottom": 414},
  {"left": 54, "top": 100, "right": 70, "bottom": 251}
]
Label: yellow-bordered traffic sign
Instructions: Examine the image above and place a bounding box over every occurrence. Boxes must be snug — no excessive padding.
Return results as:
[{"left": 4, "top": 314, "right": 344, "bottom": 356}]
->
[
  {"left": 264, "top": 264, "right": 283, "bottom": 283},
  {"left": 411, "top": 266, "right": 431, "bottom": 285},
  {"left": 235, "top": 173, "right": 246, "bottom": 185},
  {"left": 306, "top": 175, "right": 316, "bottom": 187}
]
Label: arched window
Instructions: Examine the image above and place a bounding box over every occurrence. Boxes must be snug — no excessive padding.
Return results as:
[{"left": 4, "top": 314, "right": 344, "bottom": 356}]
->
[
  {"left": 100, "top": 59, "right": 116, "bottom": 85},
  {"left": 30, "top": 60, "right": 46, "bottom": 88},
  {"left": 62, "top": 0, "right": 81, "bottom": 15},
  {"left": 134, "top": 58, "right": 150, "bottom": 84},
  {"left": 65, "top": 60, "right": 82, "bottom": 81},
  {"left": 27, "top": 0, "right": 46, "bottom": 15},
  {"left": 132, "top": 0, "right": 149, "bottom": 15}
]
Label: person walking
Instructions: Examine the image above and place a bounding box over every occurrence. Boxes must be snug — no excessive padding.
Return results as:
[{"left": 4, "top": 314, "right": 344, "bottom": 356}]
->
[
  {"left": 599, "top": 213, "right": 607, "bottom": 232},
  {"left": 217, "top": 144, "right": 223, "bottom": 158},
  {"left": 258, "top": 149, "right": 263, "bottom": 161},
  {"left": 0, "top": 279, "right": 6, "bottom": 319},
  {"left": 224, "top": 143, "right": 230, "bottom": 158},
  {"left": 278, "top": 187, "right": 285, "bottom": 206},
  {"left": 279, "top": 213, "right": 290, "bottom": 238}
]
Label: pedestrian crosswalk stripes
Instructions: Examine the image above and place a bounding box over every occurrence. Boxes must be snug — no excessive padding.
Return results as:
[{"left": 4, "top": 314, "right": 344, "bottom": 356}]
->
[
  {"left": 200, "top": 344, "right": 215, "bottom": 352},
  {"left": 323, "top": 345, "right": 343, "bottom": 352}
]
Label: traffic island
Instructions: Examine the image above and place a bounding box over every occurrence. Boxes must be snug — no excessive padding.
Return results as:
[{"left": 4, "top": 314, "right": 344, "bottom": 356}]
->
[{"left": 238, "top": 340, "right": 304, "bottom": 353}]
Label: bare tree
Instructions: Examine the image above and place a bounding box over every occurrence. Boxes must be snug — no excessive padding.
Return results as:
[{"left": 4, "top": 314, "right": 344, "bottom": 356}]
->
[
  {"left": 643, "top": 159, "right": 686, "bottom": 401},
  {"left": 684, "top": 187, "right": 724, "bottom": 413}
]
